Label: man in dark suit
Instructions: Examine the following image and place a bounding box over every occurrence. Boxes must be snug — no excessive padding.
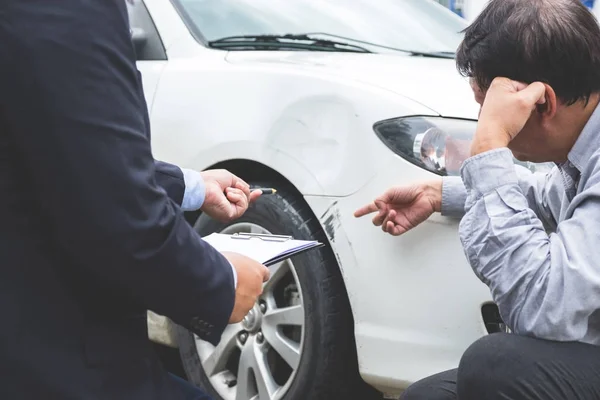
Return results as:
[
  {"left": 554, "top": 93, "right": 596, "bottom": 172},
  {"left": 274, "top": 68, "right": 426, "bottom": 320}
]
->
[{"left": 0, "top": 0, "right": 270, "bottom": 399}]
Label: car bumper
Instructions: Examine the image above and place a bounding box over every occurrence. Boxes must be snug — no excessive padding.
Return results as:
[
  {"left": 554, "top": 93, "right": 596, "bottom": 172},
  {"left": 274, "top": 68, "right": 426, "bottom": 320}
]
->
[{"left": 305, "top": 156, "right": 493, "bottom": 395}]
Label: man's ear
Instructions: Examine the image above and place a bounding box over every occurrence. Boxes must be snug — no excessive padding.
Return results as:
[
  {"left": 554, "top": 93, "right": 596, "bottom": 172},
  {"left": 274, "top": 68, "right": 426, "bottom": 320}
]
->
[{"left": 537, "top": 84, "right": 557, "bottom": 120}]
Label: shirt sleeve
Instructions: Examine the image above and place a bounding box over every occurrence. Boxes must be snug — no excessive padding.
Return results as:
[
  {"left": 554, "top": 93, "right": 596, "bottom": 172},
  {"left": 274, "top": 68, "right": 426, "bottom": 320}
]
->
[
  {"left": 459, "top": 148, "right": 600, "bottom": 341},
  {"left": 180, "top": 168, "right": 207, "bottom": 211},
  {"left": 441, "top": 164, "right": 559, "bottom": 231},
  {"left": 441, "top": 176, "right": 468, "bottom": 217}
]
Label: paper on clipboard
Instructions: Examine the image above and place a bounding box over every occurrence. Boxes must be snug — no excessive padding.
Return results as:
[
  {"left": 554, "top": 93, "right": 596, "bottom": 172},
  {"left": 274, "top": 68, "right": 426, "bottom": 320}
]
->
[{"left": 202, "top": 232, "right": 323, "bottom": 266}]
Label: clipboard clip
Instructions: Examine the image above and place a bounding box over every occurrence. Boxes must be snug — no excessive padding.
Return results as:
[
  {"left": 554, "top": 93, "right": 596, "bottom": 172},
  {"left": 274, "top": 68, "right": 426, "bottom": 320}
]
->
[{"left": 231, "top": 232, "right": 292, "bottom": 242}]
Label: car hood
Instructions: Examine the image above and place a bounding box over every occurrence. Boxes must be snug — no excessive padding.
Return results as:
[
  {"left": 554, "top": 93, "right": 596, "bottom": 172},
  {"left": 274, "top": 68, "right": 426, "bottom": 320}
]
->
[{"left": 225, "top": 51, "right": 479, "bottom": 120}]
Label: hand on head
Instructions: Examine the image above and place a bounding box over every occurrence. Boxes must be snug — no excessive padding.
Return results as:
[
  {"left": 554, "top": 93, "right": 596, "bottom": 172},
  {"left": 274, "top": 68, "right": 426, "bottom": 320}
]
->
[{"left": 471, "top": 78, "right": 547, "bottom": 156}]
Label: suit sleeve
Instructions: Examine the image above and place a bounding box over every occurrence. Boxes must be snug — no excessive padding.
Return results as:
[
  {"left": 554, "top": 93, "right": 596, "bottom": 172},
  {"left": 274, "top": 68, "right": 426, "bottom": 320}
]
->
[
  {"left": 0, "top": 0, "right": 234, "bottom": 345},
  {"left": 133, "top": 56, "right": 188, "bottom": 207},
  {"left": 153, "top": 161, "right": 209, "bottom": 211},
  {"left": 154, "top": 160, "right": 186, "bottom": 206}
]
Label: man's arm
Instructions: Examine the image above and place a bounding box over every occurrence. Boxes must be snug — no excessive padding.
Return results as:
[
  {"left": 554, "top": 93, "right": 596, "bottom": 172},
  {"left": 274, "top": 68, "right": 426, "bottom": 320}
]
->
[
  {"left": 441, "top": 166, "right": 559, "bottom": 230},
  {"left": 0, "top": 0, "right": 233, "bottom": 344},
  {"left": 154, "top": 161, "right": 209, "bottom": 212},
  {"left": 459, "top": 149, "right": 600, "bottom": 341},
  {"left": 153, "top": 161, "right": 187, "bottom": 206}
]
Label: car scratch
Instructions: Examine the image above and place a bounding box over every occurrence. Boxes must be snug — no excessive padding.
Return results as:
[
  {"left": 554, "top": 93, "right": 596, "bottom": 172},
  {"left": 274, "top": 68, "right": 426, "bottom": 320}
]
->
[
  {"left": 320, "top": 201, "right": 341, "bottom": 241},
  {"left": 318, "top": 200, "right": 364, "bottom": 311}
]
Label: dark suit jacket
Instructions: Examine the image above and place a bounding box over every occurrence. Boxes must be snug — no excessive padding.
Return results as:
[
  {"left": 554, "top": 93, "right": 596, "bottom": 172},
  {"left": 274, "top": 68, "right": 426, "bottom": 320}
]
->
[{"left": 0, "top": 1, "right": 235, "bottom": 398}]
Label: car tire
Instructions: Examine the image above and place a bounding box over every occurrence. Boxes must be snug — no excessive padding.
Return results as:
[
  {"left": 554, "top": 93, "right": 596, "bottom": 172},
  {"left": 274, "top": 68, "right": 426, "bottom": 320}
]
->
[{"left": 176, "top": 182, "right": 380, "bottom": 400}]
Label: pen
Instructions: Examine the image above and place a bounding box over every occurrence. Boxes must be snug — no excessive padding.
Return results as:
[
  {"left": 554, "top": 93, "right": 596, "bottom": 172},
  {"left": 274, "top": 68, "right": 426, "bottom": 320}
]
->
[{"left": 254, "top": 188, "right": 277, "bottom": 195}]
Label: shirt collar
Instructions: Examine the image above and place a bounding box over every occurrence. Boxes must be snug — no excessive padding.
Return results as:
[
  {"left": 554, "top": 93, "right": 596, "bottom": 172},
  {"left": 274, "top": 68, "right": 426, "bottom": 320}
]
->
[{"left": 567, "top": 101, "right": 600, "bottom": 172}]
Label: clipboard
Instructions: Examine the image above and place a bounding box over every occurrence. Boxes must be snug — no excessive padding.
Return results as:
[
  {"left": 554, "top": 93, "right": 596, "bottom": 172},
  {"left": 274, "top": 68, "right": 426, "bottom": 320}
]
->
[
  {"left": 230, "top": 232, "right": 293, "bottom": 242},
  {"left": 202, "top": 232, "right": 324, "bottom": 266}
]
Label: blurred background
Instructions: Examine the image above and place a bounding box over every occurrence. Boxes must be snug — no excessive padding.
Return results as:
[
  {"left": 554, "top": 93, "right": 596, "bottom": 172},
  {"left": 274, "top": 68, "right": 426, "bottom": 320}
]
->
[{"left": 436, "top": 0, "right": 598, "bottom": 22}]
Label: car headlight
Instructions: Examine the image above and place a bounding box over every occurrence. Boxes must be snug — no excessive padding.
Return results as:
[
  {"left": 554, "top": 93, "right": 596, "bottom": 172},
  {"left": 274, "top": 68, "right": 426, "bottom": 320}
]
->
[{"left": 373, "top": 116, "right": 554, "bottom": 176}]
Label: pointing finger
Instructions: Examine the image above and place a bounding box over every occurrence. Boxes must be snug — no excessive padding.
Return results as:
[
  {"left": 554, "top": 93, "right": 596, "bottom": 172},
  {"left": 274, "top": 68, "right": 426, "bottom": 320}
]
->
[{"left": 354, "top": 202, "right": 378, "bottom": 218}]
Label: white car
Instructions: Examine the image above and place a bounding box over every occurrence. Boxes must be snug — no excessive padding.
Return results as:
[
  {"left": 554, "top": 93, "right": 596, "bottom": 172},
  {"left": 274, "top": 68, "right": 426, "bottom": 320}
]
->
[{"left": 128, "top": 0, "right": 550, "bottom": 399}]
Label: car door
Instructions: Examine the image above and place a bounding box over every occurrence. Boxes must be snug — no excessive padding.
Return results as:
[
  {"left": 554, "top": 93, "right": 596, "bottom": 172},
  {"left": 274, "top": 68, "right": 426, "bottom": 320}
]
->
[{"left": 125, "top": 0, "right": 168, "bottom": 112}]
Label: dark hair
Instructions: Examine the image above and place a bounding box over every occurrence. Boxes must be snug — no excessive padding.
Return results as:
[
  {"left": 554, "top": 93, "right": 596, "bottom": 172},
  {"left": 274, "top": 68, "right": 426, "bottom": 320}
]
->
[{"left": 456, "top": 0, "right": 600, "bottom": 105}]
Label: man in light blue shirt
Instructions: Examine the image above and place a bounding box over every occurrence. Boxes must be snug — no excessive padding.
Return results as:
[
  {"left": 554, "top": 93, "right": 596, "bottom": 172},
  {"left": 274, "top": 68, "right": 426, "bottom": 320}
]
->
[{"left": 356, "top": 0, "right": 600, "bottom": 398}]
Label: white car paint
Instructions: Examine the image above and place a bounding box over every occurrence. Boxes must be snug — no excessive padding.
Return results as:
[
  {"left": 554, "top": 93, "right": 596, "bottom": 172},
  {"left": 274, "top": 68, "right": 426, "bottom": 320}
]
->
[{"left": 139, "top": 0, "right": 491, "bottom": 396}]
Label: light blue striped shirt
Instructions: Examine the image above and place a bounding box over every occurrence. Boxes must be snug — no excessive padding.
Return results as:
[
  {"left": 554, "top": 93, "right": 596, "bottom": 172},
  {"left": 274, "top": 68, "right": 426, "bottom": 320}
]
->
[{"left": 442, "top": 104, "right": 600, "bottom": 344}]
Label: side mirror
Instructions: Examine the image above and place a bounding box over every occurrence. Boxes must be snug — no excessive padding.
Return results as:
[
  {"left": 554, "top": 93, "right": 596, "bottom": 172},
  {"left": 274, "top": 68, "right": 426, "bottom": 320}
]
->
[{"left": 131, "top": 27, "right": 148, "bottom": 54}]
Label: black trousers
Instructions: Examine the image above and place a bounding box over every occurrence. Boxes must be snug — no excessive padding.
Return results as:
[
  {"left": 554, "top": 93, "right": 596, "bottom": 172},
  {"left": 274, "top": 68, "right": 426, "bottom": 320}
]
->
[
  {"left": 168, "top": 374, "right": 213, "bottom": 400},
  {"left": 401, "top": 333, "right": 600, "bottom": 400}
]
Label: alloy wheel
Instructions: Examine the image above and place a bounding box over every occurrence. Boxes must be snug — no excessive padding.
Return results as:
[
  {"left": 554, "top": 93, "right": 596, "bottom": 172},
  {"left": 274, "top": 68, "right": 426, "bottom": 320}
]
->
[{"left": 194, "top": 223, "right": 305, "bottom": 400}]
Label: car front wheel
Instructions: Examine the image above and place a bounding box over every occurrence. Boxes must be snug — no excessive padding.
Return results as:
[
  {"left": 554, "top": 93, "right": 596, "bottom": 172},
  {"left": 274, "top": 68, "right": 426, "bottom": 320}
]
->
[{"left": 176, "top": 183, "right": 380, "bottom": 400}]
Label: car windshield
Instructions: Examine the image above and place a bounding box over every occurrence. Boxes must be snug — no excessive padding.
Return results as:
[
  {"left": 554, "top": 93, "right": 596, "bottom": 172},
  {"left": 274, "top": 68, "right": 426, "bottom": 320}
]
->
[{"left": 175, "top": 0, "right": 468, "bottom": 54}]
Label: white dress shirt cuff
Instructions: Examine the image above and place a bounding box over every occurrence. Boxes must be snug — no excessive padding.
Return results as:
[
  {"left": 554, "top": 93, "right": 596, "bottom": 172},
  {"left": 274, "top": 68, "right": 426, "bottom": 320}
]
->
[{"left": 180, "top": 168, "right": 206, "bottom": 211}]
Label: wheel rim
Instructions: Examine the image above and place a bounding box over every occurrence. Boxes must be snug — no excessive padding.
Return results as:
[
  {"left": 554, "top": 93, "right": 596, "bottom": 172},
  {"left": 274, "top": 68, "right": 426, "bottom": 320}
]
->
[{"left": 194, "top": 222, "right": 305, "bottom": 400}]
